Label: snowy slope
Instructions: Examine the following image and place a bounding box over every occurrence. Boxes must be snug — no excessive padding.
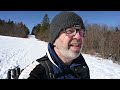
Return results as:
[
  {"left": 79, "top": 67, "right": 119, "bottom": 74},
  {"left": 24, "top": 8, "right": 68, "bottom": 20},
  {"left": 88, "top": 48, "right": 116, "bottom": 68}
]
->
[{"left": 0, "top": 35, "right": 120, "bottom": 79}]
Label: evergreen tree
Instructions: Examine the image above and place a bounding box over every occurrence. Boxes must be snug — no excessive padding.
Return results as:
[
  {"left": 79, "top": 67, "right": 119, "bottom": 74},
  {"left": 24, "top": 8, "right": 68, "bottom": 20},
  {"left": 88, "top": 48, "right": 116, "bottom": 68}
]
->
[
  {"left": 31, "top": 24, "right": 41, "bottom": 35},
  {"left": 41, "top": 14, "right": 50, "bottom": 31}
]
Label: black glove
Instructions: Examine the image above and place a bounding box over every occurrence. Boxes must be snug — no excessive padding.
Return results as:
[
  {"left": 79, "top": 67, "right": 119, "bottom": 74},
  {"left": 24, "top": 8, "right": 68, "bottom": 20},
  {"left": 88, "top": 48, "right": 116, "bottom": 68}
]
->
[{"left": 7, "top": 66, "right": 21, "bottom": 79}]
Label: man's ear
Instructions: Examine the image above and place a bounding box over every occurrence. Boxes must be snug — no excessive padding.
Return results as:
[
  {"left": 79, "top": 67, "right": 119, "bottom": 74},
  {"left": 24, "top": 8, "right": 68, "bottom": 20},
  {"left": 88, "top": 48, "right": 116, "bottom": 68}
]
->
[{"left": 53, "top": 42, "right": 56, "bottom": 47}]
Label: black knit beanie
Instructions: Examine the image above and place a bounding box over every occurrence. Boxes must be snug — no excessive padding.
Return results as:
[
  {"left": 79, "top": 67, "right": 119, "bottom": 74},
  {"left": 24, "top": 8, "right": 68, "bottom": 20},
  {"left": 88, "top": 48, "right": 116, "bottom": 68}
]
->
[{"left": 49, "top": 11, "right": 85, "bottom": 44}]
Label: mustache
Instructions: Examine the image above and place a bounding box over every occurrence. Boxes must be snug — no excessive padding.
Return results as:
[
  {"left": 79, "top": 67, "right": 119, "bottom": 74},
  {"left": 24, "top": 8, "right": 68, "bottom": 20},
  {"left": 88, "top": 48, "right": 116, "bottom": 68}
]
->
[{"left": 70, "top": 39, "right": 81, "bottom": 45}]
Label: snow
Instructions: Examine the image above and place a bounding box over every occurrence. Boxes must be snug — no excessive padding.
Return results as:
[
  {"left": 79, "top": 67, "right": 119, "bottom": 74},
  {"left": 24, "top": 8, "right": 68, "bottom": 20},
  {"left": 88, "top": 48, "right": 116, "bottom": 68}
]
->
[{"left": 0, "top": 35, "right": 120, "bottom": 79}]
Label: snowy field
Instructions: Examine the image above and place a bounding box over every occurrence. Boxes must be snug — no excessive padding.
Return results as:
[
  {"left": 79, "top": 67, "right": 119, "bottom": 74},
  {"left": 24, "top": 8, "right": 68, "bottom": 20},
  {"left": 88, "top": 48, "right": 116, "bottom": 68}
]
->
[{"left": 0, "top": 35, "right": 120, "bottom": 79}]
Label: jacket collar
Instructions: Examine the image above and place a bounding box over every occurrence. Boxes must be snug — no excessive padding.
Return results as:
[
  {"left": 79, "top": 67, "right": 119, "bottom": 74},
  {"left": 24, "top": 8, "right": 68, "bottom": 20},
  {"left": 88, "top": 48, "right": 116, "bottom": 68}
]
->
[{"left": 46, "top": 43, "right": 86, "bottom": 70}]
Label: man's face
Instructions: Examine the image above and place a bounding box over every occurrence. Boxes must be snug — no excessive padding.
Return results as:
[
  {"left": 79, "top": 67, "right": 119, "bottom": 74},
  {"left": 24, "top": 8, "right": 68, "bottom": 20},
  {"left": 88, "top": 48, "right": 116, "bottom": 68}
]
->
[{"left": 54, "top": 26, "right": 85, "bottom": 60}]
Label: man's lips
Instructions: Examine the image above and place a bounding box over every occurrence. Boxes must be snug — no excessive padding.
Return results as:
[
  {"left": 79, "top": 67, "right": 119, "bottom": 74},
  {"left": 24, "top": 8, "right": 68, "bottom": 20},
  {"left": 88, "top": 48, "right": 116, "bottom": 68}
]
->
[
  {"left": 69, "top": 43, "right": 81, "bottom": 49},
  {"left": 70, "top": 42, "right": 81, "bottom": 46}
]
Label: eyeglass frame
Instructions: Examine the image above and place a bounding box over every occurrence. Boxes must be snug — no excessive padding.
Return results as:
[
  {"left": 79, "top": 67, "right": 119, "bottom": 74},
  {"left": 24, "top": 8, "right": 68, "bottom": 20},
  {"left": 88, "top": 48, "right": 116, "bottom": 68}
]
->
[{"left": 62, "top": 27, "right": 87, "bottom": 37}]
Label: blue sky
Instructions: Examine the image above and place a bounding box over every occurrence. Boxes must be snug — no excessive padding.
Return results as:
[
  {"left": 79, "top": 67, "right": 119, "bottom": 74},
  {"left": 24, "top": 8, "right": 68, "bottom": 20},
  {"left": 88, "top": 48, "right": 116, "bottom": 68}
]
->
[{"left": 0, "top": 11, "right": 120, "bottom": 33}]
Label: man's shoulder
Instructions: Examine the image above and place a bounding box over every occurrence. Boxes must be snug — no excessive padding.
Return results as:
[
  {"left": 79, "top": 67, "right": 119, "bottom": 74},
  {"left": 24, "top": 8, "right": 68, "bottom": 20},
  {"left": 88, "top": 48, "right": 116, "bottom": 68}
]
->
[
  {"left": 18, "top": 60, "right": 40, "bottom": 79},
  {"left": 74, "top": 53, "right": 88, "bottom": 66},
  {"left": 36, "top": 54, "right": 49, "bottom": 62}
]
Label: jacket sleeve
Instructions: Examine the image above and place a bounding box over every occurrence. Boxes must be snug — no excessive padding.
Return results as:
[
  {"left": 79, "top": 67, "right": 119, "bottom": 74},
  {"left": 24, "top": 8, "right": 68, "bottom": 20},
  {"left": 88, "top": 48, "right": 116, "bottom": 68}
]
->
[{"left": 18, "top": 61, "right": 40, "bottom": 79}]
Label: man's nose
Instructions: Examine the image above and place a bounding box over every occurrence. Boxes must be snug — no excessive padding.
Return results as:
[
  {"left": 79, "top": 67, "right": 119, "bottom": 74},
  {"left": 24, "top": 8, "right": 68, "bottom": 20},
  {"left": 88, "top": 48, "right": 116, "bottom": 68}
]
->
[{"left": 73, "top": 32, "right": 82, "bottom": 40}]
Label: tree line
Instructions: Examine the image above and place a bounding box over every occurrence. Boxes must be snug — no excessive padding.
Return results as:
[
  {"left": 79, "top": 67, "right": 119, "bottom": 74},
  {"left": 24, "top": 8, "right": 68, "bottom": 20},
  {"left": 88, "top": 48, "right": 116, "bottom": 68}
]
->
[
  {"left": 31, "top": 14, "right": 50, "bottom": 42},
  {"left": 0, "top": 19, "right": 29, "bottom": 38},
  {"left": 83, "top": 24, "right": 120, "bottom": 64}
]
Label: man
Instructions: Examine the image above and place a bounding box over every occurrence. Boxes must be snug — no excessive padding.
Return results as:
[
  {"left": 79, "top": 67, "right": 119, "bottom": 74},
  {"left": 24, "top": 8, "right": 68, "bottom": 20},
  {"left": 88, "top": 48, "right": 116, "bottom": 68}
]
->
[{"left": 18, "top": 11, "right": 90, "bottom": 79}]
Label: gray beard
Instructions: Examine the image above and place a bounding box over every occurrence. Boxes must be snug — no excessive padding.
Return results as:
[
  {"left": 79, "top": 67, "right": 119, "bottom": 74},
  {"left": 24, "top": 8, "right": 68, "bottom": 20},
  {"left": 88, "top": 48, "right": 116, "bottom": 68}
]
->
[{"left": 59, "top": 44, "right": 83, "bottom": 62}]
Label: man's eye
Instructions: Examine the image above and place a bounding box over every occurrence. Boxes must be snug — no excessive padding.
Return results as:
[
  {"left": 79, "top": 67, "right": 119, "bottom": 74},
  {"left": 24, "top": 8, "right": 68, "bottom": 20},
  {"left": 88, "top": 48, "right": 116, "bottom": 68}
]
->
[{"left": 66, "top": 29, "right": 75, "bottom": 34}]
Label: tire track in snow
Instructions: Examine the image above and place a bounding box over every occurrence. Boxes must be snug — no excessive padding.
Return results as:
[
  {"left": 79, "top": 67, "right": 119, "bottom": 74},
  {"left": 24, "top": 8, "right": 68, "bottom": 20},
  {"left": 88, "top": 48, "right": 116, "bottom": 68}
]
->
[
  {"left": 0, "top": 37, "right": 34, "bottom": 78},
  {"left": 15, "top": 39, "right": 34, "bottom": 66}
]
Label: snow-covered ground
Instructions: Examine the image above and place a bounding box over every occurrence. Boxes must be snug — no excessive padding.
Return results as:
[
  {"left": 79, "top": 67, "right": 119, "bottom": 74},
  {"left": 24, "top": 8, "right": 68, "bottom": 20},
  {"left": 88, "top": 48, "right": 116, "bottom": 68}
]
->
[{"left": 0, "top": 35, "right": 120, "bottom": 79}]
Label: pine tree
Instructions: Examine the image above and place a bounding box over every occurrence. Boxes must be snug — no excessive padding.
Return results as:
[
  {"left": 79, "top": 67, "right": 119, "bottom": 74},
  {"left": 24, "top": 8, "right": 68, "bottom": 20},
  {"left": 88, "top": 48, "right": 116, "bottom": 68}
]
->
[{"left": 41, "top": 14, "right": 50, "bottom": 31}]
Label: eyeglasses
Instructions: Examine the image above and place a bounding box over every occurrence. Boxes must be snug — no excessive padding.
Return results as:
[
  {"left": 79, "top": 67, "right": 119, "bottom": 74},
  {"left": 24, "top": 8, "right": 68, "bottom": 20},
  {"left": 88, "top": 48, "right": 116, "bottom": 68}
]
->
[{"left": 63, "top": 27, "right": 86, "bottom": 37}]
